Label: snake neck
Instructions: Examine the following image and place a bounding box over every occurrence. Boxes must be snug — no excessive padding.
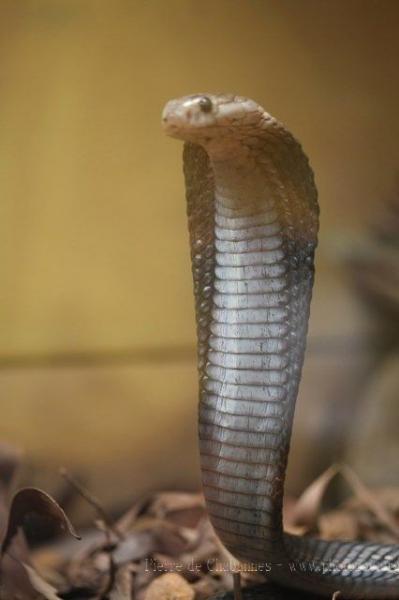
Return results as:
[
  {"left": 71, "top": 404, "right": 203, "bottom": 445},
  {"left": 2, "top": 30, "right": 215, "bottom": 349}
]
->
[
  {"left": 198, "top": 152, "right": 314, "bottom": 564},
  {"left": 209, "top": 140, "right": 271, "bottom": 207}
]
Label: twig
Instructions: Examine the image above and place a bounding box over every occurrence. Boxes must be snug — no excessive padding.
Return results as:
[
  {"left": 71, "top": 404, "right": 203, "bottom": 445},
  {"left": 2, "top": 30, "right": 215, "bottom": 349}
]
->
[
  {"left": 60, "top": 467, "right": 123, "bottom": 540},
  {"left": 99, "top": 554, "right": 117, "bottom": 600},
  {"left": 233, "top": 570, "right": 243, "bottom": 600}
]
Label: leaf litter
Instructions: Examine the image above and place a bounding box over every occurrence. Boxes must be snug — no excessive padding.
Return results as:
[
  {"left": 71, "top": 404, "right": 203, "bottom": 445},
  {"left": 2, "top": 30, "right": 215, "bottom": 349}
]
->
[{"left": 0, "top": 447, "right": 398, "bottom": 600}]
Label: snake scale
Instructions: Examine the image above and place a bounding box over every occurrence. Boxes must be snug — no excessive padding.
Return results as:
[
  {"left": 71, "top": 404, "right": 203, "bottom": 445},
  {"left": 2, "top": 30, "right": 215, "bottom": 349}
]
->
[{"left": 162, "top": 93, "right": 399, "bottom": 599}]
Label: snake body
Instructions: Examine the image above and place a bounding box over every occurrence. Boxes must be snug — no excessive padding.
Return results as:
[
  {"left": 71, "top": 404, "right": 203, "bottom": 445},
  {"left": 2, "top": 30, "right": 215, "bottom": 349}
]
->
[{"left": 162, "top": 93, "right": 399, "bottom": 598}]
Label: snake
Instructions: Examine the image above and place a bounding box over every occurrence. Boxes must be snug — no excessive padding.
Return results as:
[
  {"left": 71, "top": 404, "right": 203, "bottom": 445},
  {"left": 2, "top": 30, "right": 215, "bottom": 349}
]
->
[{"left": 161, "top": 93, "right": 399, "bottom": 599}]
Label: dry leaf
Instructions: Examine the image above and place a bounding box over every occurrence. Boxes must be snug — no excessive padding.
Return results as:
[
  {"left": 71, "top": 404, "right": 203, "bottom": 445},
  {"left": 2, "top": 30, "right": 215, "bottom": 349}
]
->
[
  {"left": 318, "top": 509, "right": 359, "bottom": 541},
  {"left": 144, "top": 572, "right": 194, "bottom": 600},
  {"left": 23, "top": 563, "right": 62, "bottom": 600},
  {"left": 192, "top": 575, "right": 224, "bottom": 600},
  {"left": 290, "top": 465, "right": 339, "bottom": 529},
  {"left": 149, "top": 492, "right": 206, "bottom": 528},
  {"left": 1, "top": 487, "right": 80, "bottom": 556},
  {"left": 116, "top": 494, "right": 153, "bottom": 533},
  {"left": 351, "top": 487, "right": 399, "bottom": 518},
  {"left": 340, "top": 465, "right": 399, "bottom": 539},
  {"left": 112, "top": 530, "right": 155, "bottom": 565}
]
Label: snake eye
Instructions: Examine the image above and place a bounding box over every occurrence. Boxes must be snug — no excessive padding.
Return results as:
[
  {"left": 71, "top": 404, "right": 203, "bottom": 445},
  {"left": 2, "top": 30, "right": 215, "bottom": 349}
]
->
[{"left": 198, "top": 96, "right": 213, "bottom": 113}]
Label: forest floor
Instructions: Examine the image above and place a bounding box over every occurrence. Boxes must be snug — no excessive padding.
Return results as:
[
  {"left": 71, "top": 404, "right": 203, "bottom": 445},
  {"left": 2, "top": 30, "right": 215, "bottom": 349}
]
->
[{"left": 0, "top": 445, "right": 398, "bottom": 600}]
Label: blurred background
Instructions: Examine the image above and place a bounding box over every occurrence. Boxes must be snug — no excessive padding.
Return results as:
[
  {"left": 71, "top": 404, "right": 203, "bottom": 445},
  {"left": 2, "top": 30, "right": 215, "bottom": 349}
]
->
[{"left": 0, "top": 0, "right": 398, "bottom": 521}]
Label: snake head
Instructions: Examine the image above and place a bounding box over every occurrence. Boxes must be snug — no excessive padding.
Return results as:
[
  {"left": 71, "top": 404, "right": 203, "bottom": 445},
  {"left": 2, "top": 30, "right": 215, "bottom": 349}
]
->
[{"left": 162, "top": 93, "right": 264, "bottom": 153}]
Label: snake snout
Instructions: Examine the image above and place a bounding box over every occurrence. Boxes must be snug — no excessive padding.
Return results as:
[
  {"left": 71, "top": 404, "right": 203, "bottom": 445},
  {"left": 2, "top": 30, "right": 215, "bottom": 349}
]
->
[{"left": 162, "top": 95, "right": 218, "bottom": 142}]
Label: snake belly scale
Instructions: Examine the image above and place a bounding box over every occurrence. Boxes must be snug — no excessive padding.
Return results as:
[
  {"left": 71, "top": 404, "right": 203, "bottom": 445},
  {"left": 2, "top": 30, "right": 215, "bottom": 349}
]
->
[{"left": 162, "top": 93, "right": 399, "bottom": 599}]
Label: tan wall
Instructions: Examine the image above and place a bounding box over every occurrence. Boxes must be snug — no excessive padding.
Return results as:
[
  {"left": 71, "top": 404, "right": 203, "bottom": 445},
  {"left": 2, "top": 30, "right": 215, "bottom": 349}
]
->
[{"left": 0, "top": 0, "right": 397, "bottom": 505}]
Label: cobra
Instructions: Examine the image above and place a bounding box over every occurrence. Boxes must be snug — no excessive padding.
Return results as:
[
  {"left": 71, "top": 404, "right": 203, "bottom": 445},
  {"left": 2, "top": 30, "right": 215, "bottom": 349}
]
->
[{"left": 162, "top": 93, "right": 399, "bottom": 598}]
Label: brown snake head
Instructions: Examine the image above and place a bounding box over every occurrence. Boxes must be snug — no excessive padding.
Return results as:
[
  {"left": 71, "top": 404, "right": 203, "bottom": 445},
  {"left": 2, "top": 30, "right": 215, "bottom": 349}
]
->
[{"left": 162, "top": 93, "right": 267, "bottom": 159}]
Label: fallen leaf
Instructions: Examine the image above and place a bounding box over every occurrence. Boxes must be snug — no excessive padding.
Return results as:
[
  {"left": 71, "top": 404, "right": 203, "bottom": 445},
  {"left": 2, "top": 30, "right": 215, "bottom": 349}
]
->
[
  {"left": 144, "top": 572, "right": 194, "bottom": 600},
  {"left": 149, "top": 493, "right": 206, "bottom": 528},
  {"left": 340, "top": 464, "right": 399, "bottom": 539},
  {"left": 179, "top": 518, "right": 218, "bottom": 565},
  {"left": 154, "top": 522, "right": 194, "bottom": 557},
  {"left": 115, "top": 492, "right": 156, "bottom": 535},
  {"left": 0, "top": 556, "right": 39, "bottom": 600},
  {"left": 23, "top": 563, "right": 62, "bottom": 600},
  {"left": 288, "top": 465, "right": 340, "bottom": 529},
  {"left": 318, "top": 509, "right": 359, "bottom": 541},
  {"left": 1, "top": 487, "right": 80, "bottom": 556},
  {"left": 112, "top": 530, "right": 155, "bottom": 565},
  {"left": 192, "top": 575, "right": 224, "bottom": 600}
]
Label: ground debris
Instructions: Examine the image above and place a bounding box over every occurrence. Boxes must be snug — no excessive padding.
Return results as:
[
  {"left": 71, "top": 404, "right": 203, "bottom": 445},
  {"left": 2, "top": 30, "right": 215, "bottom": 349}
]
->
[
  {"left": 144, "top": 572, "right": 194, "bottom": 600},
  {"left": 0, "top": 446, "right": 398, "bottom": 599}
]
